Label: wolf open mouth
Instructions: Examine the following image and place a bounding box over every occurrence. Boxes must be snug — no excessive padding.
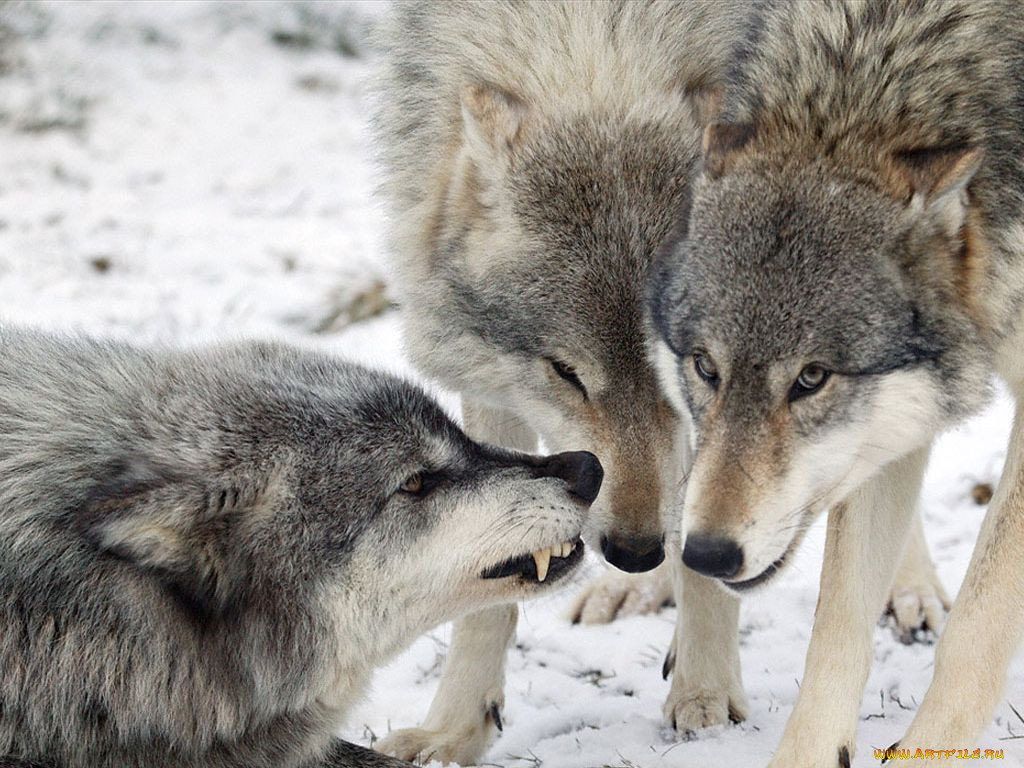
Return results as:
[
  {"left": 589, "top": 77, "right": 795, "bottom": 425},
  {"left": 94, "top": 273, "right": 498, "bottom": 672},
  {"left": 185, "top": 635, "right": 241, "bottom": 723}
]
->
[{"left": 480, "top": 539, "right": 584, "bottom": 584}]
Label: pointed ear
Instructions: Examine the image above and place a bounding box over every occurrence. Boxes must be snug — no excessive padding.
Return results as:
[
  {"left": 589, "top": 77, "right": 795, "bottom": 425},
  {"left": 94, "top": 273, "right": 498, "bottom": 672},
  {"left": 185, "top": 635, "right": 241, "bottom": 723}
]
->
[
  {"left": 687, "top": 84, "right": 725, "bottom": 131},
  {"left": 460, "top": 82, "right": 528, "bottom": 162},
  {"left": 893, "top": 145, "right": 983, "bottom": 233},
  {"left": 83, "top": 458, "right": 255, "bottom": 618},
  {"left": 702, "top": 121, "right": 756, "bottom": 179},
  {"left": 894, "top": 145, "right": 982, "bottom": 200}
]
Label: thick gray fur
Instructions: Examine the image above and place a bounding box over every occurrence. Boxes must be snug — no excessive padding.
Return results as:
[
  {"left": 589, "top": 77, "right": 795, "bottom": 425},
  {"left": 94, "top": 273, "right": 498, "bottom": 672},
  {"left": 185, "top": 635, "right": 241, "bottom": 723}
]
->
[{"left": 652, "top": 0, "right": 1024, "bottom": 446}]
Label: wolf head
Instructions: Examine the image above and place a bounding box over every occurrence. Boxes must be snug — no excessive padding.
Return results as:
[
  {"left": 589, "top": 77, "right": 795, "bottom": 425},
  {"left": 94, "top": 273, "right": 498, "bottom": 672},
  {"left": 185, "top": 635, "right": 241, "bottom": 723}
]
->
[
  {"left": 74, "top": 350, "right": 599, "bottom": 634},
  {"left": 397, "top": 84, "right": 698, "bottom": 572},
  {"left": 650, "top": 135, "right": 992, "bottom": 591}
]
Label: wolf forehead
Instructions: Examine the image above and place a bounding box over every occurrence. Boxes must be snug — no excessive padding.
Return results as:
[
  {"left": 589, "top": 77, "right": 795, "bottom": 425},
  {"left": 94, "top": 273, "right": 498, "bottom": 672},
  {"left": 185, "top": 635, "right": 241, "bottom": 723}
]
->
[
  {"left": 651, "top": 165, "right": 944, "bottom": 374},
  {"left": 450, "top": 116, "right": 696, "bottom": 366},
  {"left": 181, "top": 343, "right": 464, "bottom": 469}
]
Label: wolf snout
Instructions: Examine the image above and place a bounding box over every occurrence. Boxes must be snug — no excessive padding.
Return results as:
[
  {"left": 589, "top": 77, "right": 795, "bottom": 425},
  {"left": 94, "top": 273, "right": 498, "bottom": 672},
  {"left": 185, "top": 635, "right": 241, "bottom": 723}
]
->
[
  {"left": 682, "top": 533, "right": 744, "bottom": 580},
  {"left": 533, "top": 450, "right": 604, "bottom": 504},
  {"left": 600, "top": 533, "right": 665, "bottom": 573}
]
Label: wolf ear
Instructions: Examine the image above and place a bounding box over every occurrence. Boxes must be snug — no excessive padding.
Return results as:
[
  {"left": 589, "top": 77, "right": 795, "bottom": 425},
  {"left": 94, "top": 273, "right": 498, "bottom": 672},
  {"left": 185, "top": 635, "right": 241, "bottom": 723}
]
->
[
  {"left": 702, "top": 121, "right": 755, "bottom": 179},
  {"left": 687, "top": 84, "right": 725, "bottom": 130},
  {"left": 893, "top": 145, "right": 983, "bottom": 233},
  {"left": 84, "top": 458, "right": 260, "bottom": 618},
  {"left": 460, "top": 82, "right": 528, "bottom": 163}
]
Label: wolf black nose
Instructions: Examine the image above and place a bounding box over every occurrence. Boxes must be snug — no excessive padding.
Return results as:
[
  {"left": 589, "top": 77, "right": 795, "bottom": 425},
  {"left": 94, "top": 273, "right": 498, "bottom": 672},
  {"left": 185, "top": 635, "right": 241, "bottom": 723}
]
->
[
  {"left": 600, "top": 534, "right": 665, "bottom": 573},
  {"left": 537, "top": 450, "right": 603, "bottom": 504},
  {"left": 682, "top": 534, "right": 744, "bottom": 579}
]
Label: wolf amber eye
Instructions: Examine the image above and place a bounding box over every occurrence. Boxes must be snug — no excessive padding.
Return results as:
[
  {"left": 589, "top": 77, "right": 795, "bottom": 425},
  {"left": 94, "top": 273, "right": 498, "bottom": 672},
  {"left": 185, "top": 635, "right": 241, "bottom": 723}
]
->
[
  {"left": 692, "top": 352, "right": 719, "bottom": 386},
  {"left": 549, "top": 359, "right": 588, "bottom": 398},
  {"left": 398, "top": 471, "right": 443, "bottom": 497},
  {"left": 400, "top": 473, "right": 424, "bottom": 494},
  {"left": 790, "top": 364, "right": 831, "bottom": 400}
]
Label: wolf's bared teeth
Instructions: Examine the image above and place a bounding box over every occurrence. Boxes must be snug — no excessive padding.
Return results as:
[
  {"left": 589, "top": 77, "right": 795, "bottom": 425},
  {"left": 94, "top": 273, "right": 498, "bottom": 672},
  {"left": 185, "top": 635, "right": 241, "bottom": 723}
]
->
[
  {"left": 533, "top": 548, "right": 551, "bottom": 582},
  {"left": 561, "top": 541, "right": 573, "bottom": 557}
]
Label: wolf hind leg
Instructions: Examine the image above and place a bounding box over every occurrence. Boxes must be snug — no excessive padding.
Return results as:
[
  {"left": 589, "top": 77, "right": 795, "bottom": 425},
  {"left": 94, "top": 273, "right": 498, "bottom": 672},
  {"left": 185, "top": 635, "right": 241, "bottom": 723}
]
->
[
  {"left": 662, "top": 548, "right": 749, "bottom": 735},
  {"left": 884, "top": 510, "right": 952, "bottom": 643},
  {"left": 376, "top": 401, "right": 534, "bottom": 766},
  {"left": 893, "top": 403, "right": 1024, "bottom": 766}
]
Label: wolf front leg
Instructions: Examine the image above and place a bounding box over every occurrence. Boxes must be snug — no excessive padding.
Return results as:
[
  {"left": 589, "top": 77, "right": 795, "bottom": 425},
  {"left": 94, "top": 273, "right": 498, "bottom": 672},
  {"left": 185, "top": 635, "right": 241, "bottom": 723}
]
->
[
  {"left": 894, "top": 404, "right": 1024, "bottom": 766},
  {"left": 376, "top": 606, "right": 517, "bottom": 765},
  {"left": 377, "top": 400, "right": 534, "bottom": 766},
  {"left": 766, "top": 447, "right": 930, "bottom": 768},
  {"left": 662, "top": 548, "right": 749, "bottom": 733}
]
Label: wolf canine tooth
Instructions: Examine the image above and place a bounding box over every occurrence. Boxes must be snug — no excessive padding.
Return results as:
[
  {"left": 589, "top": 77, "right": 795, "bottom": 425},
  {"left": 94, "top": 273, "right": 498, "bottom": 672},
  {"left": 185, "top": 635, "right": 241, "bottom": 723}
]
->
[{"left": 533, "top": 548, "right": 551, "bottom": 582}]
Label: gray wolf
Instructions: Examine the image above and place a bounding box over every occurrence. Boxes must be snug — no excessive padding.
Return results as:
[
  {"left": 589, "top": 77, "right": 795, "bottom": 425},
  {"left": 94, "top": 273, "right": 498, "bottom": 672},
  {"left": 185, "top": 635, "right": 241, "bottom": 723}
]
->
[
  {"left": 0, "top": 327, "right": 599, "bottom": 768},
  {"left": 650, "top": 1, "right": 1024, "bottom": 765},
  {"left": 373, "top": 1, "right": 952, "bottom": 763}
]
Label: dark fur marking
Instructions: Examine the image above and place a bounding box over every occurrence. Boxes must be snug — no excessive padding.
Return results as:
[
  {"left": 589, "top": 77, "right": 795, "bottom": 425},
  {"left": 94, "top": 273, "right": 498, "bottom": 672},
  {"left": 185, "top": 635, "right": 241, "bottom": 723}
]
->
[{"left": 915, "top": 8, "right": 968, "bottom": 47}]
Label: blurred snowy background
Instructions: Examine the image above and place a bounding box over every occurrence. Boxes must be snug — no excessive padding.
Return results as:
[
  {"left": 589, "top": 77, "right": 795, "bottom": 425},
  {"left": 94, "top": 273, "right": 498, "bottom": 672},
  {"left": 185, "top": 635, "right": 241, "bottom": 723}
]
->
[{"left": 0, "top": 2, "right": 1020, "bottom": 766}]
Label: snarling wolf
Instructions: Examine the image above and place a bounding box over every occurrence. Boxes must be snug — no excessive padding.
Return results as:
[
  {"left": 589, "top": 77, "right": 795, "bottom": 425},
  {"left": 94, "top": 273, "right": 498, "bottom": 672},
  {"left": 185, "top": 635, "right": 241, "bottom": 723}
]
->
[
  {"left": 373, "top": 1, "right": 952, "bottom": 763},
  {"left": 651, "top": 1, "right": 1024, "bottom": 765},
  {"left": 0, "top": 327, "right": 599, "bottom": 768}
]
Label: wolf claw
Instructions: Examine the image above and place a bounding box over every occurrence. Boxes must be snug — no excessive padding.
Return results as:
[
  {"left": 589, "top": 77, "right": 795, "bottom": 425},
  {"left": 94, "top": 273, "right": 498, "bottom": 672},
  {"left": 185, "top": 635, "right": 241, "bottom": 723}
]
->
[
  {"left": 880, "top": 741, "right": 900, "bottom": 765},
  {"left": 486, "top": 701, "right": 503, "bottom": 732},
  {"left": 662, "top": 646, "right": 676, "bottom": 681}
]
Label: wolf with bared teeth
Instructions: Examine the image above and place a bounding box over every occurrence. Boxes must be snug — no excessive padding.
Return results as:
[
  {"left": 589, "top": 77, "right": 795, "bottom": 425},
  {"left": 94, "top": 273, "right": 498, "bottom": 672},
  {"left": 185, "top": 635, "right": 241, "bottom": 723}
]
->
[{"left": 0, "top": 327, "right": 599, "bottom": 768}]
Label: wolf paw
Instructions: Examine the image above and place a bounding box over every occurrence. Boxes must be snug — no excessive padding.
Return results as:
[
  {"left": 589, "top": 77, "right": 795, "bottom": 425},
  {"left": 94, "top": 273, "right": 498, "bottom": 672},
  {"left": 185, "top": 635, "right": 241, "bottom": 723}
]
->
[
  {"left": 376, "top": 722, "right": 491, "bottom": 766},
  {"left": 567, "top": 563, "right": 673, "bottom": 624},
  {"left": 663, "top": 677, "right": 749, "bottom": 737},
  {"left": 885, "top": 575, "right": 951, "bottom": 644},
  {"left": 884, "top": 516, "right": 951, "bottom": 644},
  {"left": 376, "top": 703, "right": 501, "bottom": 766}
]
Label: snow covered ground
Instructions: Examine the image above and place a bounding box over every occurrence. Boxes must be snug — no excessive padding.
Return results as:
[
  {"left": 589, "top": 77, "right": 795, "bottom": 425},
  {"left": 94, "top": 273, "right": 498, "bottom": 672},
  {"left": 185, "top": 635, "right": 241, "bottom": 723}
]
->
[{"left": 0, "top": 2, "right": 1020, "bottom": 766}]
